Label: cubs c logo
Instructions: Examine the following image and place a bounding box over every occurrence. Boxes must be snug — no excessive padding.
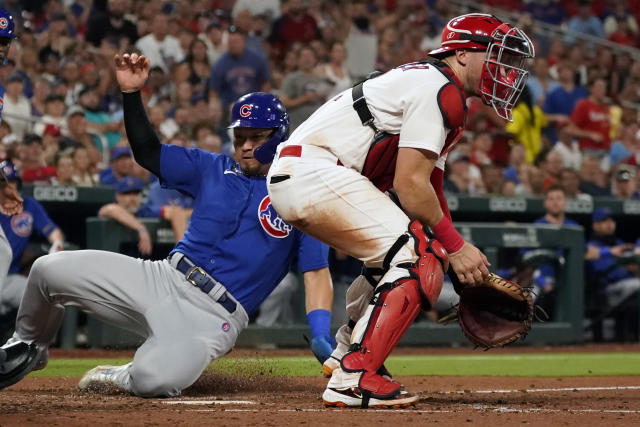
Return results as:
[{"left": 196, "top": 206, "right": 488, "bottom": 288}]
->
[
  {"left": 11, "top": 212, "right": 33, "bottom": 237},
  {"left": 221, "top": 322, "right": 230, "bottom": 332},
  {"left": 239, "top": 104, "right": 252, "bottom": 117},
  {"left": 258, "top": 195, "right": 292, "bottom": 239},
  {"left": 0, "top": 18, "right": 7, "bottom": 30}
]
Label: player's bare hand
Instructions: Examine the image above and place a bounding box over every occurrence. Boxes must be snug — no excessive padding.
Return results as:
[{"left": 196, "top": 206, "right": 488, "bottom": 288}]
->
[
  {"left": 448, "top": 242, "right": 490, "bottom": 285},
  {"left": 114, "top": 53, "right": 151, "bottom": 93},
  {"left": 0, "top": 183, "right": 24, "bottom": 216},
  {"left": 138, "top": 228, "right": 152, "bottom": 256}
]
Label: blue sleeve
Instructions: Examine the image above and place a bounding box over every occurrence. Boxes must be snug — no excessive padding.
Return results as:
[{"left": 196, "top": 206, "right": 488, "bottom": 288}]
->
[
  {"left": 160, "top": 145, "right": 210, "bottom": 197},
  {"left": 28, "top": 199, "right": 57, "bottom": 238},
  {"left": 297, "top": 231, "right": 329, "bottom": 272}
]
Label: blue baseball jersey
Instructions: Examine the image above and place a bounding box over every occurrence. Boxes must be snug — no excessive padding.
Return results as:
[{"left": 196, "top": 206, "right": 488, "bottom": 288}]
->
[
  {"left": 0, "top": 83, "right": 5, "bottom": 118},
  {"left": 160, "top": 144, "right": 329, "bottom": 315},
  {"left": 0, "top": 196, "right": 57, "bottom": 273}
]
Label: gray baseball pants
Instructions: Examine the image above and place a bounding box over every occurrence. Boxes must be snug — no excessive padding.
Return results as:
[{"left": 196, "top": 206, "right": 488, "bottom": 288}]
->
[{"left": 11, "top": 250, "right": 248, "bottom": 397}]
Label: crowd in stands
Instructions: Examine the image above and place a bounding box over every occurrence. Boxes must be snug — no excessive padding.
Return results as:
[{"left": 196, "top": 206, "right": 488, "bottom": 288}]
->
[{"left": 0, "top": 0, "right": 639, "bottom": 204}]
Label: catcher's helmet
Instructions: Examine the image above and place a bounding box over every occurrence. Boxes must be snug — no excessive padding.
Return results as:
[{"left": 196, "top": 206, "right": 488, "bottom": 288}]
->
[
  {"left": 228, "top": 92, "right": 289, "bottom": 164},
  {"left": 0, "top": 8, "right": 16, "bottom": 39},
  {"left": 429, "top": 13, "right": 535, "bottom": 122}
]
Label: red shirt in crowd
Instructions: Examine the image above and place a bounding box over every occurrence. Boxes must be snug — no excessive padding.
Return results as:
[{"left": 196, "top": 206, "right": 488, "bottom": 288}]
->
[
  {"left": 570, "top": 98, "right": 611, "bottom": 151},
  {"left": 21, "top": 166, "right": 57, "bottom": 184}
]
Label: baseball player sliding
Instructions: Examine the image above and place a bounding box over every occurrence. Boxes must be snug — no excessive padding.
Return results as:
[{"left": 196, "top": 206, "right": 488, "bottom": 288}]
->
[
  {"left": 0, "top": 53, "right": 334, "bottom": 397},
  {"left": 266, "top": 14, "right": 534, "bottom": 408}
]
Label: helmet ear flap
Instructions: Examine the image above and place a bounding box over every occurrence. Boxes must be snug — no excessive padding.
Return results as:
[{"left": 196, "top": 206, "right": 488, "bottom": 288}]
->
[{"left": 253, "top": 124, "right": 288, "bottom": 164}]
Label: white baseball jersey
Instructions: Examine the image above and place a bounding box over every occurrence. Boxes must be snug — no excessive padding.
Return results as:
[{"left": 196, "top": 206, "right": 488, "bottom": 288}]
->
[{"left": 281, "top": 62, "right": 467, "bottom": 177}]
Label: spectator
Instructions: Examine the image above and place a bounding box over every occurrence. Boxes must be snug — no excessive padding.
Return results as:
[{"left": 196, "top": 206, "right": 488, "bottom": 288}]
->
[
  {"left": 38, "top": 48, "right": 61, "bottom": 84},
  {"left": 552, "top": 126, "right": 582, "bottom": 171},
  {"left": 98, "top": 176, "right": 152, "bottom": 256},
  {"left": 527, "top": 57, "right": 560, "bottom": 106},
  {"left": 479, "top": 163, "right": 504, "bottom": 196},
  {"left": 78, "top": 86, "right": 123, "bottom": 151},
  {"left": 568, "top": 77, "right": 611, "bottom": 158},
  {"left": 71, "top": 146, "right": 98, "bottom": 187},
  {"left": 50, "top": 150, "right": 75, "bottom": 186},
  {"left": 565, "top": 0, "right": 605, "bottom": 44},
  {"left": 41, "top": 124, "right": 62, "bottom": 166},
  {"left": 29, "top": 77, "right": 51, "bottom": 118},
  {"left": 376, "top": 27, "right": 400, "bottom": 72},
  {"left": 444, "top": 151, "right": 481, "bottom": 195},
  {"left": 65, "top": 106, "right": 102, "bottom": 169},
  {"left": 528, "top": 185, "right": 579, "bottom": 313},
  {"left": 86, "top": 0, "right": 139, "bottom": 48},
  {"left": 99, "top": 146, "right": 134, "bottom": 186},
  {"left": 505, "top": 86, "right": 549, "bottom": 164},
  {"left": 232, "top": 0, "right": 281, "bottom": 23},
  {"left": 281, "top": 46, "right": 329, "bottom": 131},
  {"left": 33, "top": 93, "right": 66, "bottom": 137},
  {"left": 345, "top": 2, "right": 378, "bottom": 81},
  {"left": 197, "top": 134, "right": 223, "bottom": 154},
  {"left": 208, "top": 25, "right": 270, "bottom": 112},
  {"left": 269, "top": 0, "right": 318, "bottom": 58},
  {"left": 19, "top": 134, "right": 57, "bottom": 185},
  {"left": 315, "top": 42, "right": 352, "bottom": 99},
  {"left": 585, "top": 207, "right": 640, "bottom": 340},
  {"left": 603, "top": 2, "right": 638, "bottom": 38},
  {"left": 2, "top": 73, "right": 32, "bottom": 139},
  {"left": 0, "top": 162, "right": 65, "bottom": 318},
  {"left": 135, "top": 13, "right": 184, "bottom": 72},
  {"left": 560, "top": 168, "right": 592, "bottom": 201},
  {"left": 543, "top": 61, "right": 588, "bottom": 144},
  {"left": 579, "top": 155, "right": 611, "bottom": 197},
  {"left": 174, "top": 38, "right": 210, "bottom": 95},
  {"left": 524, "top": 164, "right": 546, "bottom": 197},
  {"left": 612, "top": 165, "right": 639, "bottom": 199},
  {"left": 198, "top": 20, "right": 227, "bottom": 65},
  {"left": 541, "top": 150, "right": 565, "bottom": 189},
  {"left": 138, "top": 179, "right": 194, "bottom": 242},
  {"left": 609, "top": 122, "right": 638, "bottom": 169}
]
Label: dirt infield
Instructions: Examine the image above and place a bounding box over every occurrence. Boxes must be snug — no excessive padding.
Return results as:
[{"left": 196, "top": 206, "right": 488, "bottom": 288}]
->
[{"left": 2, "top": 346, "right": 640, "bottom": 426}]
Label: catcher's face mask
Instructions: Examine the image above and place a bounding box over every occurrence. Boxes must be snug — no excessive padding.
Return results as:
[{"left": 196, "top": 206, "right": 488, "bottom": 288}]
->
[{"left": 479, "top": 24, "right": 535, "bottom": 122}]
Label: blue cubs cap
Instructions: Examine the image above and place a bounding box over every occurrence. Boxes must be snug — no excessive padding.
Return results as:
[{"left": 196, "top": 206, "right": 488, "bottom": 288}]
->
[
  {"left": 228, "top": 92, "right": 289, "bottom": 164},
  {"left": 0, "top": 160, "right": 19, "bottom": 180},
  {"left": 592, "top": 207, "right": 613, "bottom": 222},
  {"left": 116, "top": 176, "right": 145, "bottom": 194},
  {"left": 0, "top": 8, "right": 16, "bottom": 39},
  {"left": 111, "top": 146, "right": 132, "bottom": 161}
]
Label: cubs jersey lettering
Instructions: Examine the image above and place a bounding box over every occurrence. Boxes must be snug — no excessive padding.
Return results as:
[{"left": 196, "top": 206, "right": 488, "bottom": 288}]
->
[
  {"left": 160, "top": 144, "right": 329, "bottom": 315},
  {"left": 0, "top": 196, "right": 57, "bottom": 273}
]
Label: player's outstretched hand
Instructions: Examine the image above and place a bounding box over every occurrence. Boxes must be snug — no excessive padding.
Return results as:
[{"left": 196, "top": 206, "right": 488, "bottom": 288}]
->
[
  {"left": 0, "top": 182, "right": 23, "bottom": 216},
  {"left": 448, "top": 241, "right": 490, "bottom": 286},
  {"left": 114, "top": 53, "right": 151, "bottom": 93}
]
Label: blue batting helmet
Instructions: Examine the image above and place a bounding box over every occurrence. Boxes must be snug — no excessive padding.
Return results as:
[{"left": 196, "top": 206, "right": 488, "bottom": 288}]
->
[
  {"left": 228, "top": 92, "right": 289, "bottom": 164},
  {"left": 0, "top": 8, "right": 16, "bottom": 39},
  {"left": 1, "top": 160, "right": 20, "bottom": 181}
]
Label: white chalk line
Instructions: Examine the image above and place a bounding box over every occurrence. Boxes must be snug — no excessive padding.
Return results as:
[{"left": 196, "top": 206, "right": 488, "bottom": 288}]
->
[
  {"left": 187, "top": 407, "right": 640, "bottom": 414},
  {"left": 440, "top": 385, "right": 640, "bottom": 394},
  {"left": 161, "top": 400, "right": 257, "bottom": 405}
]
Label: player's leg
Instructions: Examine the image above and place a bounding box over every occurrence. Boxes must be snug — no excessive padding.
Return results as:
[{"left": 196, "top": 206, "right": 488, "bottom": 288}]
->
[
  {"left": 0, "top": 274, "right": 27, "bottom": 312},
  {"left": 1, "top": 250, "right": 172, "bottom": 391},
  {"left": 79, "top": 262, "right": 249, "bottom": 397}
]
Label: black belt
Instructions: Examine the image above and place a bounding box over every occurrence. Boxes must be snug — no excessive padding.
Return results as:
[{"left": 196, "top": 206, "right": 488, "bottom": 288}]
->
[{"left": 174, "top": 255, "right": 237, "bottom": 314}]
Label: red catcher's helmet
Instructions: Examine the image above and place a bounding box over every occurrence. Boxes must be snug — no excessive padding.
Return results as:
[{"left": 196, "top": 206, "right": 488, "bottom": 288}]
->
[{"left": 428, "top": 13, "right": 535, "bottom": 122}]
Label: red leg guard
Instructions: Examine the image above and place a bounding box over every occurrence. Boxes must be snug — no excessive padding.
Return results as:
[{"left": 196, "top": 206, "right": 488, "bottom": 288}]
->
[
  {"left": 407, "top": 220, "right": 449, "bottom": 309},
  {"left": 341, "top": 277, "right": 422, "bottom": 397}
]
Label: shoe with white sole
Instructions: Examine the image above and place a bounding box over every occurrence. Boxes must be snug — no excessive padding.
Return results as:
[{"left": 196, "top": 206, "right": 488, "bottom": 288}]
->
[
  {"left": 78, "top": 363, "right": 132, "bottom": 393},
  {"left": 323, "top": 355, "right": 395, "bottom": 383},
  {"left": 322, "top": 367, "right": 416, "bottom": 408},
  {"left": 322, "top": 386, "right": 418, "bottom": 408},
  {"left": 0, "top": 341, "right": 39, "bottom": 390}
]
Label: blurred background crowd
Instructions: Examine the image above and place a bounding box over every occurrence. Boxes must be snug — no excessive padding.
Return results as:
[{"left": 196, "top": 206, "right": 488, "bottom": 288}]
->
[{"left": 2, "top": 0, "right": 640, "bottom": 340}]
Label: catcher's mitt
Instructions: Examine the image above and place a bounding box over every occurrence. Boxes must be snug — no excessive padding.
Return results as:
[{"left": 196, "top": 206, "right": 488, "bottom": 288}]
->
[{"left": 440, "top": 272, "right": 534, "bottom": 349}]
